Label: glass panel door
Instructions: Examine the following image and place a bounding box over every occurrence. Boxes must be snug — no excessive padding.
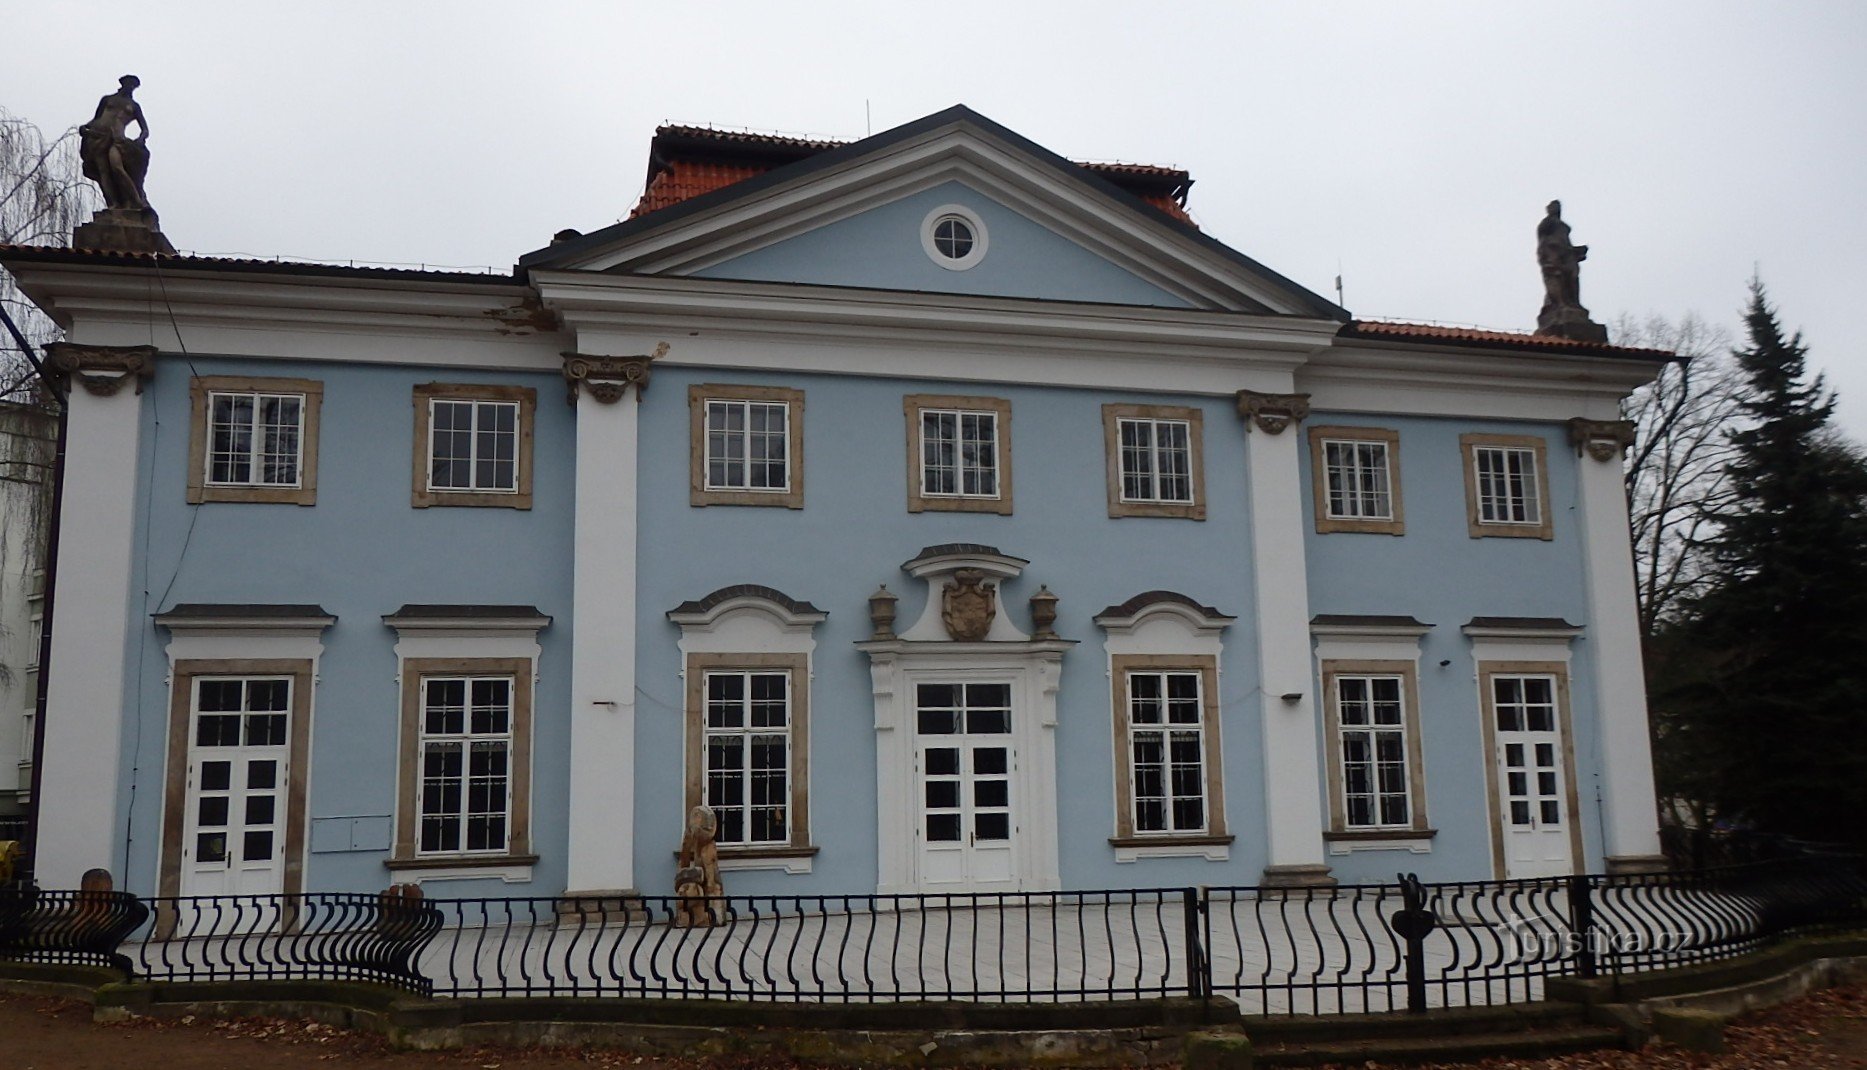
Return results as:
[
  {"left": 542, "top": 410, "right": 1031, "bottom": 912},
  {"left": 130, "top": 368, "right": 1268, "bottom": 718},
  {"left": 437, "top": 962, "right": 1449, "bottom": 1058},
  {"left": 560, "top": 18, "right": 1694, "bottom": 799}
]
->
[{"left": 915, "top": 682, "right": 1015, "bottom": 887}]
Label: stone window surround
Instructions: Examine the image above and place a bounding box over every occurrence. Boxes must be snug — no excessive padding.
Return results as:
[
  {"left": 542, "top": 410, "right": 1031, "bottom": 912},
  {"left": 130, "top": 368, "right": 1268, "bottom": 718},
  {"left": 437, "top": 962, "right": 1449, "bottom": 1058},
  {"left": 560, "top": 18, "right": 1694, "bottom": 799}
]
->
[
  {"left": 682, "top": 652, "right": 816, "bottom": 866},
  {"left": 1102, "top": 403, "right": 1207, "bottom": 520},
  {"left": 903, "top": 393, "right": 1014, "bottom": 515},
  {"left": 687, "top": 383, "right": 806, "bottom": 509},
  {"left": 185, "top": 375, "right": 323, "bottom": 506},
  {"left": 1107, "top": 653, "right": 1230, "bottom": 851},
  {"left": 384, "top": 606, "right": 549, "bottom": 883},
  {"left": 1307, "top": 425, "right": 1405, "bottom": 535},
  {"left": 1460, "top": 432, "right": 1553, "bottom": 540},
  {"left": 410, "top": 383, "right": 537, "bottom": 510},
  {"left": 1318, "top": 659, "right": 1433, "bottom": 841}
]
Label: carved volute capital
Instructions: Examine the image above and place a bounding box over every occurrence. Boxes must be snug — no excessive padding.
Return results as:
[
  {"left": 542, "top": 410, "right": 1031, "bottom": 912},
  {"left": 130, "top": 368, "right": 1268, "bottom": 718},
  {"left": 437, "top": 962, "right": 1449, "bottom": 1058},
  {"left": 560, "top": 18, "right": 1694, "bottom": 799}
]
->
[
  {"left": 562, "top": 341, "right": 668, "bottom": 405},
  {"left": 1235, "top": 389, "right": 1311, "bottom": 434},
  {"left": 1566, "top": 418, "right": 1636, "bottom": 462},
  {"left": 46, "top": 342, "right": 156, "bottom": 397}
]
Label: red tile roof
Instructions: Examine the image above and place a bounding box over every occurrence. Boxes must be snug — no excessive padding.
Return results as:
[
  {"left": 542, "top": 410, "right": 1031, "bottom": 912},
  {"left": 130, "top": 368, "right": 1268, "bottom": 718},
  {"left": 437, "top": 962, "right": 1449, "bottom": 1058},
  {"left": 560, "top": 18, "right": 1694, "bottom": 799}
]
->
[
  {"left": 1342, "top": 319, "right": 1672, "bottom": 360},
  {"left": 630, "top": 124, "right": 1196, "bottom": 225}
]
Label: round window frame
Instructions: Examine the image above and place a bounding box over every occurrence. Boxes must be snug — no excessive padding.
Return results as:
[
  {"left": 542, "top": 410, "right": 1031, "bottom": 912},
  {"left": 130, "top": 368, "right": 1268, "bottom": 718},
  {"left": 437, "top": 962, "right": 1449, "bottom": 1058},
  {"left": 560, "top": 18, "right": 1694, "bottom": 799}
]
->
[{"left": 920, "top": 205, "right": 988, "bottom": 271}]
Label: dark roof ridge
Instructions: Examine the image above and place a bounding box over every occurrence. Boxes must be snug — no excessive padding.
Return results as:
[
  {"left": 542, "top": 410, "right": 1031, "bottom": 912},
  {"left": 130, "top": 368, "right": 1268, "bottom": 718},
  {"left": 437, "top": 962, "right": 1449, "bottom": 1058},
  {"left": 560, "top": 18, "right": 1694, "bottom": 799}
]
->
[
  {"left": 1096, "top": 590, "right": 1233, "bottom": 621},
  {"left": 669, "top": 584, "right": 825, "bottom": 618}
]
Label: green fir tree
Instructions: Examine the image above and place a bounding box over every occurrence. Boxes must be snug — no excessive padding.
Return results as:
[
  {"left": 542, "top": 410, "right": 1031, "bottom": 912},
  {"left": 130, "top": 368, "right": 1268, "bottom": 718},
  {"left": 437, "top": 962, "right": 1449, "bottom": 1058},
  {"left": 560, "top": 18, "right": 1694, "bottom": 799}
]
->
[{"left": 1651, "top": 280, "right": 1867, "bottom": 846}]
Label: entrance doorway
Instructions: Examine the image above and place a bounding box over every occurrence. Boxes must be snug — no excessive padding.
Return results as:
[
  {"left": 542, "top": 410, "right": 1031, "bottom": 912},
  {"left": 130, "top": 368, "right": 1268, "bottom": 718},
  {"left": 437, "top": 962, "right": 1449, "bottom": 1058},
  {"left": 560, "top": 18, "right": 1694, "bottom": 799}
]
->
[
  {"left": 179, "top": 676, "right": 292, "bottom": 899},
  {"left": 914, "top": 682, "right": 1016, "bottom": 888},
  {"left": 1489, "top": 673, "right": 1575, "bottom": 879}
]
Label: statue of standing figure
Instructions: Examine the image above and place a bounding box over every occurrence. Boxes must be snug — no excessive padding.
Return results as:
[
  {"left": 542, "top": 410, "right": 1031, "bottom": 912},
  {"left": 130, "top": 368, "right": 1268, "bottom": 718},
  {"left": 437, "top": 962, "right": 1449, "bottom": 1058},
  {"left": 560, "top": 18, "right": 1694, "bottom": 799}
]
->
[
  {"left": 1534, "top": 200, "right": 1608, "bottom": 342},
  {"left": 674, "top": 805, "right": 724, "bottom": 927},
  {"left": 80, "top": 75, "right": 155, "bottom": 212}
]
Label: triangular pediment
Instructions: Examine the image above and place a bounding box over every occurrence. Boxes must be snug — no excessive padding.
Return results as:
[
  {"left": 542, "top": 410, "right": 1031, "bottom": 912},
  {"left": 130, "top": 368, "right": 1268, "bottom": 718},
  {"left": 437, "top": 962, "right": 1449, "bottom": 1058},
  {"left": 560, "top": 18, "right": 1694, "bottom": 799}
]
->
[{"left": 521, "top": 106, "right": 1346, "bottom": 318}]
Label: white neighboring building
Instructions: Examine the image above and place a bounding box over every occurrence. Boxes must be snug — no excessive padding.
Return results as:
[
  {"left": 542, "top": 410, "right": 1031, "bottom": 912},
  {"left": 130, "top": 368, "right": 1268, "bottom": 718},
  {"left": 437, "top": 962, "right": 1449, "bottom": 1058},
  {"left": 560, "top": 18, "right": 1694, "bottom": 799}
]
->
[{"left": 0, "top": 399, "right": 56, "bottom": 825}]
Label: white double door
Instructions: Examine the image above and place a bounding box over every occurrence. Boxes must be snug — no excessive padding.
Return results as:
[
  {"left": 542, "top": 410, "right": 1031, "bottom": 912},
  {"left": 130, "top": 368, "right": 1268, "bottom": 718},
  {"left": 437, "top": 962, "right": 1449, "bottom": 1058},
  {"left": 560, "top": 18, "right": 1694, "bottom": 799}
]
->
[
  {"left": 180, "top": 677, "right": 291, "bottom": 901},
  {"left": 914, "top": 681, "right": 1017, "bottom": 889},
  {"left": 1491, "top": 674, "right": 1575, "bottom": 879}
]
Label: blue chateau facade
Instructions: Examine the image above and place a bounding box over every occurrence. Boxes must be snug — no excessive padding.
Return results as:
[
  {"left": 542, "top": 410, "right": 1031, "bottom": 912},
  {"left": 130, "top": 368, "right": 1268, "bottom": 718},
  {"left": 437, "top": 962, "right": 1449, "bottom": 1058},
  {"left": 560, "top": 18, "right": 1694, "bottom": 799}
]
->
[{"left": 4, "top": 107, "right": 1671, "bottom": 902}]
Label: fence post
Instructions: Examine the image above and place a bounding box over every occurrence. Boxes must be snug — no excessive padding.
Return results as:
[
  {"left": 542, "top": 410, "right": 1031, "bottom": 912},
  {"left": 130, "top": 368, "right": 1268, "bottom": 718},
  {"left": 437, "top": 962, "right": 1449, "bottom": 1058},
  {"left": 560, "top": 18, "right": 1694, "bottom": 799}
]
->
[
  {"left": 1568, "top": 874, "right": 1597, "bottom": 979},
  {"left": 1182, "top": 886, "right": 1209, "bottom": 999},
  {"left": 1391, "top": 873, "right": 1437, "bottom": 1015}
]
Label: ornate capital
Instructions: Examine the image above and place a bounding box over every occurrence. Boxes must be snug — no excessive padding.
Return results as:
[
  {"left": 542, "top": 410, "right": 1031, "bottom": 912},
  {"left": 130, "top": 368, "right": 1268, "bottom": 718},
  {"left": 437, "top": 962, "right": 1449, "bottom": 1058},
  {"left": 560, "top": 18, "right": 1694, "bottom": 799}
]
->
[
  {"left": 562, "top": 342, "right": 668, "bottom": 405},
  {"left": 46, "top": 342, "right": 156, "bottom": 397},
  {"left": 1235, "top": 389, "right": 1311, "bottom": 434},
  {"left": 1566, "top": 417, "right": 1636, "bottom": 462}
]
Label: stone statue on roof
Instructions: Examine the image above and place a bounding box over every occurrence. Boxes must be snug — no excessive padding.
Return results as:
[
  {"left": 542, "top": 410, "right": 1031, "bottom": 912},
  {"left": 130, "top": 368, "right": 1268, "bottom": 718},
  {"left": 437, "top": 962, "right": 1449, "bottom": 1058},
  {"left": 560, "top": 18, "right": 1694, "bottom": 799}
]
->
[
  {"left": 1534, "top": 200, "right": 1607, "bottom": 343},
  {"left": 80, "top": 76, "right": 154, "bottom": 212},
  {"left": 72, "top": 76, "right": 175, "bottom": 254}
]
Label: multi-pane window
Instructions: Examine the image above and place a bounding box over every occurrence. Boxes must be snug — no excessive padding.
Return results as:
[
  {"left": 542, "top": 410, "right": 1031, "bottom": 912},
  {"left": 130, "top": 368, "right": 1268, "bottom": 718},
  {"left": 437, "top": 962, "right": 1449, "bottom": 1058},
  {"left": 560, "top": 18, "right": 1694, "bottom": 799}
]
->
[
  {"left": 1334, "top": 675, "right": 1411, "bottom": 828},
  {"left": 417, "top": 676, "right": 512, "bottom": 855},
  {"left": 1491, "top": 673, "right": 1564, "bottom": 829},
  {"left": 705, "top": 399, "right": 790, "bottom": 493},
  {"left": 703, "top": 671, "right": 791, "bottom": 846},
  {"left": 207, "top": 392, "right": 303, "bottom": 487},
  {"left": 1473, "top": 446, "right": 1541, "bottom": 525},
  {"left": 1323, "top": 440, "right": 1393, "bottom": 520},
  {"left": 411, "top": 385, "right": 535, "bottom": 509},
  {"left": 429, "top": 399, "right": 519, "bottom": 494},
  {"left": 1126, "top": 670, "right": 1208, "bottom": 835},
  {"left": 920, "top": 409, "right": 999, "bottom": 498},
  {"left": 1104, "top": 404, "right": 1204, "bottom": 519},
  {"left": 1119, "top": 419, "right": 1193, "bottom": 504}
]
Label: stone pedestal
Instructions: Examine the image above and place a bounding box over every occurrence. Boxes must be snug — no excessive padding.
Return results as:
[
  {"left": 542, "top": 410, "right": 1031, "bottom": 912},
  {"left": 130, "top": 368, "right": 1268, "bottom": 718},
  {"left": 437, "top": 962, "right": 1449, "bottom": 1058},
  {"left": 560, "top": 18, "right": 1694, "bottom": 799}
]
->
[
  {"left": 72, "top": 208, "right": 175, "bottom": 255},
  {"left": 1535, "top": 308, "right": 1609, "bottom": 343}
]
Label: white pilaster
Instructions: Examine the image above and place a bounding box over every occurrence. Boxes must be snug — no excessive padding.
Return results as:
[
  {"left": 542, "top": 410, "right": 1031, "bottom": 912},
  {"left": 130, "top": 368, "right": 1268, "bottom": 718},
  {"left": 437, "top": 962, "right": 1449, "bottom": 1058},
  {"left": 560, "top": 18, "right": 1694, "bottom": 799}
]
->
[
  {"left": 1569, "top": 421, "right": 1664, "bottom": 870},
  {"left": 37, "top": 346, "right": 151, "bottom": 887},
  {"left": 1238, "top": 391, "right": 1333, "bottom": 885},
  {"left": 563, "top": 353, "right": 656, "bottom": 895}
]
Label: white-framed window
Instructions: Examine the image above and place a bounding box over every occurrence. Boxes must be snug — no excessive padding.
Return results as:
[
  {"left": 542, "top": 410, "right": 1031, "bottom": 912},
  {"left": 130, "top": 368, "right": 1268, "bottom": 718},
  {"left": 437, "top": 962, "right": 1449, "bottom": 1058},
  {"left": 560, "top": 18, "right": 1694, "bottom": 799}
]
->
[
  {"left": 905, "top": 394, "right": 1013, "bottom": 514},
  {"left": 1124, "top": 669, "right": 1210, "bottom": 835},
  {"left": 688, "top": 385, "right": 805, "bottom": 509},
  {"left": 1332, "top": 674, "right": 1411, "bottom": 829},
  {"left": 416, "top": 675, "right": 514, "bottom": 856},
  {"left": 1308, "top": 426, "right": 1404, "bottom": 534},
  {"left": 920, "top": 204, "right": 988, "bottom": 271},
  {"left": 1119, "top": 418, "right": 1194, "bottom": 504},
  {"left": 1474, "top": 446, "right": 1539, "bottom": 525},
  {"left": 922, "top": 409, "right": 999, "bottom": 498},
  {"left": 411, "top": 384, "right": 536, "bottom": 509},
  {"left": 1460, "top": 433, "right": 1551, "bottom": 539},
  {"left": 706, "top": 399, "right": 790, "bottom": 493},
  {"left": 207, "top": 392, "right": 303, "bottom": 488},
  {"left": 429, "top": 399, "right": 519, "bottom": 494},
  {"left": 187, "top": 376, "right": 323, "bottom": 505},
  {"left": 703, "top": 669, "right": 793, "bottom": 847},
  {"left": 1103, "top": 404, "right": 1205, "bottom": 519}
]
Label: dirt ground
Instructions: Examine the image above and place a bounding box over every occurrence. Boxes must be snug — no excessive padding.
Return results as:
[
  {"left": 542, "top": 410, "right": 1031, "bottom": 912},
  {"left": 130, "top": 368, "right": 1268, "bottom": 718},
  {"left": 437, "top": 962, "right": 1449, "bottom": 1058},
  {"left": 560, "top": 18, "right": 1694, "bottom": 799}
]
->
[{"left": 1, "top": 984, "right": 1865, "bottom": 1069}]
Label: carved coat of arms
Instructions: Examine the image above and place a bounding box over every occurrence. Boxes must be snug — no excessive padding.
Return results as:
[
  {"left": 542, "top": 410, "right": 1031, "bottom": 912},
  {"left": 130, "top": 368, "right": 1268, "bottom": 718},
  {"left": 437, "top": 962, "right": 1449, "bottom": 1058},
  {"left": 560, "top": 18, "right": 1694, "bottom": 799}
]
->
[{"left": 941, "top": 569, "right": 997, "bottom": 641}]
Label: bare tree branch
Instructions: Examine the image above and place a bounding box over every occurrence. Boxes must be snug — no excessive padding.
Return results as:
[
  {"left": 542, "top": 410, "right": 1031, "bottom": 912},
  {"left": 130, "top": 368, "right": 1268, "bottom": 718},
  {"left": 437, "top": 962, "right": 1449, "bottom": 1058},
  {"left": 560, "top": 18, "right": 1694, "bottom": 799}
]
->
[{"left": 1616, "top": 312, "right": 1747, "bottom": 636}]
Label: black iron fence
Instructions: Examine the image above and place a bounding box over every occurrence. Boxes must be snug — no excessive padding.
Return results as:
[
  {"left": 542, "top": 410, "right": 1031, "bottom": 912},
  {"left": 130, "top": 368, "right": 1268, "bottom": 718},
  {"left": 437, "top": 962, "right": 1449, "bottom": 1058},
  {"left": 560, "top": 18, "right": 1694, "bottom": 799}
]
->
[{"left": 2, "top": 857, "right": 1862, "bottom": 1013}]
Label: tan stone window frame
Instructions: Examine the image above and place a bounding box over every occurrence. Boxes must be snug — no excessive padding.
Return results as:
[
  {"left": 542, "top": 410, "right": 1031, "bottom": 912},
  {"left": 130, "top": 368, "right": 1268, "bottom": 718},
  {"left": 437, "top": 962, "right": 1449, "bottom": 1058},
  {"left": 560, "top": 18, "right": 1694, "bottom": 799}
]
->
[
  {"left": 1460, "top": 433, "right": 1553, "bottom": 540},
  {"left": 904, "top": 394, "right": 1014, "bottom": 515},
  {"left": 683, "top": 652, "right": 816, "bottom": 859},
  {"left": 186, "top": 376, "right": 323, "bottom": 505},
  {"left": 1476, "top": 661, "right": 1585, "bottom": 880},
  {"left": 411, "top": 383, "right": 536, "bottom": 509},
  {"left": 1102, "top": 403, "right": 1207, "bottom": 520},
  {"left": 1308, "top": 426, "right": 1405, "bottom": 535},
  {"left": 157, "top": 659, "right": 314, "bottom": 904},
  {"left": 1319, "top": 660, "right": 1433, "bottom": 840},
  {"left": 1107, "top": 654, "right": 1232, "bottom": 848},
  {"left": 688, "top": 384, "right": 806, "bottom": 509},
  {"left": 388, "top": 656, "right": 538, "bottom": 871}
]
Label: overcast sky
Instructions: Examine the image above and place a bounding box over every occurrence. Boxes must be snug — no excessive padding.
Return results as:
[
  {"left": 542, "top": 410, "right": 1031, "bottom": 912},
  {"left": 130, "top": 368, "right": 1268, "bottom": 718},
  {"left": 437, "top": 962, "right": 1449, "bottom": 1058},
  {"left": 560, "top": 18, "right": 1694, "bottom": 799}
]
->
[{"left": 8, "top": 1, "right": 1865, "bottom": 437}]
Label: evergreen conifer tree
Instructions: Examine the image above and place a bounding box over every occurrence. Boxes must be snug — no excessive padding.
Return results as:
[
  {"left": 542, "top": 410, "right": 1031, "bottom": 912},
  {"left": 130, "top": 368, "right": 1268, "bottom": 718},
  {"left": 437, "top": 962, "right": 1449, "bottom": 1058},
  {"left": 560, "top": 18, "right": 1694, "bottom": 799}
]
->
[{"left": 1652, "top": 281, "right": 1867, "bottom": 845}]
